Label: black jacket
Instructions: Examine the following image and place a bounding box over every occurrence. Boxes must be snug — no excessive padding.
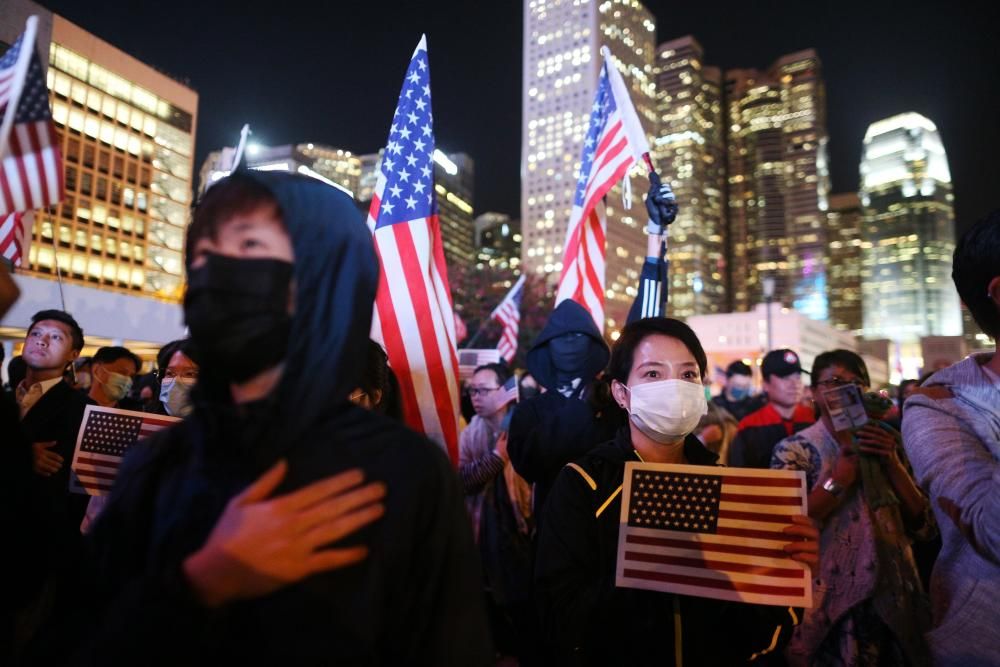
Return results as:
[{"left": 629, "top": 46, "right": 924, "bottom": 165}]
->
[
  {"left": 43, "top": 171, "right": 492, "bottom": 666},
  {"left": 21, "top": 380, "right": 89, "bottom": 569},
  {"left": 509, "top": 299, "right": 614, "bottom": 521},
  {"left": 535, "top": 430, "right": 800, "bottom": 666}
]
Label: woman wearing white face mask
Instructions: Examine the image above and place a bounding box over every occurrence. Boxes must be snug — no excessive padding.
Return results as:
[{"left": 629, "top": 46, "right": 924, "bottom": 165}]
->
[
  {"left": 153, "top": 339, "right": 201, "bottom": 418},
  {"left": 535, "top": 317, "right": 821, "bottom": 666}
]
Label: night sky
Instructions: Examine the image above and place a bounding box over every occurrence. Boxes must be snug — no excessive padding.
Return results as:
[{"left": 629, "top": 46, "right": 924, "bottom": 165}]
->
[{"left": 42, "top": 1, "right": 998, "bottom": 236}]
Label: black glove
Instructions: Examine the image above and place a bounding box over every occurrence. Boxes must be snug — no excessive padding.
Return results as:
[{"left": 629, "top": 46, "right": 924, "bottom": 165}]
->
[{"left": 645, "top": 171, "right": 678, "bottom": 234}]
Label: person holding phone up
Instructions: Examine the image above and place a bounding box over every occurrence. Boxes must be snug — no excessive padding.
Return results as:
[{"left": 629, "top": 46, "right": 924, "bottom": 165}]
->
[{"left": 770, "top": 350, "right": 935, "bottom": 667}]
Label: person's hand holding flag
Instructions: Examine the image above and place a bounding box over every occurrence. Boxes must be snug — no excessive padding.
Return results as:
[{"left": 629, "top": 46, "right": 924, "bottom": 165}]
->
[{"left": 645, "top": 171, "right": 677, "bottom": 236}]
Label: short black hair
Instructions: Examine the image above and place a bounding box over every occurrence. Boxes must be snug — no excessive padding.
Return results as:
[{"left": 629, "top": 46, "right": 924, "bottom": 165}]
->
[
  {"left": 187, "top": 172, "right": 283, "bottom": 266},
  {"left": 156, "top": 339, "right": 202, "bottom": 381},
  {"left": 473, "top": 362, "right": 512, "bottom": 386},
  {"left": 28, "top": 309, "right": 84, "bottom": 351},
  {"left": 92, "top": 346, "right": 141, "bottom": 374},
  {"left": 953, "top": 210, "right": 1000, "bottom": 339},
  {"left": 726, "top": 360, "right": 752, "bottom": 378},
  {"left": 811, "top": 349, "right": 870, "bottom": 387},
  {"left": 609, "top": 317, "right": 707, "bottom": 384}
]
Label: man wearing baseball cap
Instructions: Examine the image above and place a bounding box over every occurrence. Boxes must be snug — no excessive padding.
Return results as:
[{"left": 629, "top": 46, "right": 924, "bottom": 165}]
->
[{"left": 728, "top": 349, "right": 815, "bottom": 468}]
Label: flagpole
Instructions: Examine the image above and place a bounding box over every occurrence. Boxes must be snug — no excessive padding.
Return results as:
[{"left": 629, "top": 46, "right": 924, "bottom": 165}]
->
[{"left": 0, "top": 16, "right": 38, "bottom": 159}]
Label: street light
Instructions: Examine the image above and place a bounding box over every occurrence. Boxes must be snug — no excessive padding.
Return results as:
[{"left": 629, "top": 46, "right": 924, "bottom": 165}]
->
[{"left": 762, "top": 275, "right": 776, "bottom": 352}]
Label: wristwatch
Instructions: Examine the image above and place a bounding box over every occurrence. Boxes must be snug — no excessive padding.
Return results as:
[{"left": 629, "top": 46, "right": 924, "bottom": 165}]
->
[{"left": 822, "top": 477, "right": 845, "bottom": 498}]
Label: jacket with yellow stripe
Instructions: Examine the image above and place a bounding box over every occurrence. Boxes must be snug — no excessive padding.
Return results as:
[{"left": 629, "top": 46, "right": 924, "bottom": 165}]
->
[{"left": 535, "top": 428, "right": 801, "bottom": 666}]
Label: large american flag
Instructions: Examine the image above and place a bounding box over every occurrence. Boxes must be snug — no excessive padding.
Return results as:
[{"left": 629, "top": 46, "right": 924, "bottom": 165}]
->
[
  {"left": 70, "top": 406, "right": 179, "bottom": 496},
  {"left": 616, "top": 462, "right": 811, "bottom": 608},
  {"left": 0, "top": 17, "right": 63, "bottom": 233},
  {"left": 490, "top": 275, "right": 525, "bottom": 363},
  {"left": 555, "top": 47, "right": 651, "bottom": 333},
  {"left": 1, "top": 210, "right": 31, "bottom": 266},
  {"left": 368, "top": 36, "right": 462, "bottom": 462}
]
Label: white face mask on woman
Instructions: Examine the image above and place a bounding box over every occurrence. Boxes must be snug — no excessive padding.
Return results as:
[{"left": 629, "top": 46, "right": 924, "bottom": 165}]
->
[{"left": 624, "top": 379, "right": 708, "bottom": 444}]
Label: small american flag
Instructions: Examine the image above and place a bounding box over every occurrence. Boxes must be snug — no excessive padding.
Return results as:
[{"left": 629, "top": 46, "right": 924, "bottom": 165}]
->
[
  {"left": 0, "top": 17, "right": 63, "bottom": 229},
  {"left": 616, "top": 462, "right": 811, "bottom": 608},
  {"left": 490, "top": 275, "right": 525, "bottom": 363},
  {"left": 368, "top": 36, "right": 462, "bottom": 462},
  {"left": 457, "top": 348, "right": 501, "bottom": 382},
  {"left": 555, "top": 47, "right": 651, "bottom": 333},
  {"left": 70, "top": 406, "right": 179, "bottom": 496}
]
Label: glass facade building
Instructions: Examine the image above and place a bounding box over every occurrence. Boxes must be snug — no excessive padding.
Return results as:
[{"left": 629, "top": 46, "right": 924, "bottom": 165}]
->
[
  {"left": 474, "top": 212, "right": 522, "bottom": 273},
  {"left": 725, "top": 50, "right": 829, "bottom": 320},
  {"left": 22, "top": 16, "right": 197, "bottom": 303},
  {"left": 522, "top": 0, "right": 656, "bottom": 334},
  {"left": 652, "top": 36, "right": 726, "bottom": 318},
  {"left": 825, "top": 192, "right": 863, "bottom": 334},
  {"left": 859, "top": 112, "right": 961, "bottom": 345}
]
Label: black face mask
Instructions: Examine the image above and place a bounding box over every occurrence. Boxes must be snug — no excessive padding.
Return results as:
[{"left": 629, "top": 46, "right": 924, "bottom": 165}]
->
[{"left": 184, "top": 254, "right": 293, "bottom": 383}]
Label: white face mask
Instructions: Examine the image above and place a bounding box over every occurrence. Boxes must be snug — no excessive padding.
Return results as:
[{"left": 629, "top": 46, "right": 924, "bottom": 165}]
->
[
  {"left": 159, "top": 377, "right": 195, "bottom": 417},
  {"left": 624, "top": 379, "right": 708, "bottom": 444},
  {"left": 97, "top": 367, "right": 133, "bottom": 402}
]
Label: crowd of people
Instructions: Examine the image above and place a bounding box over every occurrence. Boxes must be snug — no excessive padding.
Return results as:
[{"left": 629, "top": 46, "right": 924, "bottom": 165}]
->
[{"left": 1, "top": 171, "right": 997, "bottom": 666}]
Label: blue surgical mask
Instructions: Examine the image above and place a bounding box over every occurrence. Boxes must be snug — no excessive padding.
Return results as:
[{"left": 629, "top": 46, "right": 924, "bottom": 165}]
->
[
  {"left": 159, "top": 377, "right": 195, "bottom": 417},
  {"left": 729, "top": 386, "right": 750, "bottom": 401}
]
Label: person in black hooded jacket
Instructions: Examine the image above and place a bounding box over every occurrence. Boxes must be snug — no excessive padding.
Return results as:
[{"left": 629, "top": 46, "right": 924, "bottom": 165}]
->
[
  {"left": 507, "top": 299, "right": 617, "bottom": 523},
  {"left": 37, "top": 172, "right": 492, "bottom": 666}
]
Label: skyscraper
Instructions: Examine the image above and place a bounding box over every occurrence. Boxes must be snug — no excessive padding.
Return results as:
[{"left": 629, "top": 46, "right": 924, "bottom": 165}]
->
[
  {"left": 725, "top": 50, "right": 829, "bottom": 319},
  {"left": 21, "top": 15, "right": 198, "bottom": 303},
  {"left": 521, "top": 0, "right": 656, "bottom": 333},
  {"left": 825, "top": 192, "right": 863, "bottom": 334},
  {"left": 859, "top": 113, "right": 961, "bottom": 361},
  {"left": 474, "top": 211, "right": 521, "bottom": 274},
  {"left": 652, "top": 36, "right": 726, "bottom": 317}
]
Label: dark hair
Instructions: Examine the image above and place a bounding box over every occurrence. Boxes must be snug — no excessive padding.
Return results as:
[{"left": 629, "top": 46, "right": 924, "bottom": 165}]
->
[
  {"left": 725, "top": 360, "right": 752, "bottom": 378},
  {"left": 810, "top": 349, "right": 870, "bottom": 387},
  {"left": 28, "top": 309, "right": 84, "bottom": 351},
  {"left": 953, "top": 210, "right": 1000, "bottom": 339},
  {"left": 608, "top": 317, "right": 708, "bottom": 384},
  {"left": 473, "top": 362, "right": 512, "bottom": 387},
  {"left": 186, "top": 173, "right": 283, "bottom": 266},
  {"left": 156, "top": 339, "right": 202, "bottom": 381},
  {"left": 6, "top": 355, "right": 27, "bottom": 390},
  {"left": 898, "top": 379, "right": 919, "bottom": 400},
  {"left": 356, "top": 340, "right": 403, "bottom": 419},
  {"left": 92, "top": 346, "right": 142, "bottom": 374}
]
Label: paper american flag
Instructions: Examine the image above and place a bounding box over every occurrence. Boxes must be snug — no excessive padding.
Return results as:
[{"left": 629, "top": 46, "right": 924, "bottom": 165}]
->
[
  {"left": 70, "top": 405, "right": 179, "bottom": 496},
  {"left": 616, "top": 462, "right": 811, "bottom": 608}
]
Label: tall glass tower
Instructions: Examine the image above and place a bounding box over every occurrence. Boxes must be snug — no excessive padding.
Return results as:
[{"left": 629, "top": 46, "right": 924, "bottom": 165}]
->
[{"left": 859, "top": 113, "right": 962, "bottom": 364}]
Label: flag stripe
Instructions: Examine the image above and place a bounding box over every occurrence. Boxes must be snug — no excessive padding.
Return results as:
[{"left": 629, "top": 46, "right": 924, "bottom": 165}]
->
[
  {"left": 623, "top": 551, "right": 804, "bottom": 578},
  {"left": 622, "top": 569, "right": 805, "bottom": 597},
  {"left": 626, "top": 534, "right": 789, "bottom": 560},
  {"left": 719, "top": 493, "right": 802, "bottom": 506},
  {"left": 721, "top": 475, "right": 803, "bottom": 488}
]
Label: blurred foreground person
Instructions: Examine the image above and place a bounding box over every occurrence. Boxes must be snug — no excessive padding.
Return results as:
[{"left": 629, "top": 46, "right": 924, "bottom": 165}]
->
[
  {"left": 38, "top": 172, "right": 490, "bottom": 665},
  {"left": 903, "top": 211, "right": 1000, "bottom": 666}
]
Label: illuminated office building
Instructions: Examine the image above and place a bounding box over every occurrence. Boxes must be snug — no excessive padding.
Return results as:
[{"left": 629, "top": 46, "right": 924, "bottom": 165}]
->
[
  {"left": 825, "top": 192, "right": 863, "bottom": 334},
  {"left": 17, "top": 15, "right": 198, "bottom": 303},
  {"left": 726, "top": 50, "right": 829, "bottom": 319},
  {"left": 522, "top": 0, "right": 657, "bottom": 333},
  {"left": 652, "top": 36, "right": 726, "bottom": 317},
  {"left": 475, "top": 212, "right": 522, "bottom": 273},
  {"left": 198, "top": 142, "right": 360, "bottom": 199},
  {"left": 859, "top": 112, "right": 961, "bottom": 373}
]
